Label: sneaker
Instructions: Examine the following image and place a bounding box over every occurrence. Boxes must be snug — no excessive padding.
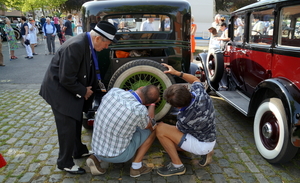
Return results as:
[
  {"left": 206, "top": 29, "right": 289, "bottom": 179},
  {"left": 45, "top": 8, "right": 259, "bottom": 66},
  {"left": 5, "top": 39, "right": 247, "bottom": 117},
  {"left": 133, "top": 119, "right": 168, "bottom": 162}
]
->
[
  {"left": 157, "top": 162, "right": 186, "bottom": 177},
  {"left": 86, "top": 155, "right": 106, "bottom": 175},
  {"left": 33, "top": 53, "right": 38, "bottom": 55},
  {"left": 130, "top": 163, "right": 152, "bottom": 177},
  {"left": 199, "top": 150, "right": 214, "bottom": 167}
]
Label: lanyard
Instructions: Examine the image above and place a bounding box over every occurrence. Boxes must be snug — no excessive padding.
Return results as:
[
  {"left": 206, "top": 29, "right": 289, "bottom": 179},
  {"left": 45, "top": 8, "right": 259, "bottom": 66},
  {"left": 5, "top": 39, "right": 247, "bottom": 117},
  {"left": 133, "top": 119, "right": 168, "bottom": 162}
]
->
[
  {"left": 87, "top": 32, "right": 101, "bottom": 80},
  {"left": 129, "top": 90, "right": 142, "bottom": 103},
  {"left": 87, "top": 32, "right": 107, "bottom": 92}
]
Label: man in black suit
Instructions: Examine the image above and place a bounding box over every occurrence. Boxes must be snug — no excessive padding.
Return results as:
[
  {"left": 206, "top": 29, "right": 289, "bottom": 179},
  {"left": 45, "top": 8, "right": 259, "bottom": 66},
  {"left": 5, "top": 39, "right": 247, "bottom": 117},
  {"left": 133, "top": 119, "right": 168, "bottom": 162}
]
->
[{"left": 39, "top": 21, "right": 117, "bottom": 174}]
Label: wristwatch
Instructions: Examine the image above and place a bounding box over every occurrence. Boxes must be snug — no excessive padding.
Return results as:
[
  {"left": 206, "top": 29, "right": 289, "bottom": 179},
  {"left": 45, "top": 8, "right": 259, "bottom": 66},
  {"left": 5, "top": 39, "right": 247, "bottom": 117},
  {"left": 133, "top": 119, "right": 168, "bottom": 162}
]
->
[{"left": 179, "top": 71, "right": 184, "bottom": 78}]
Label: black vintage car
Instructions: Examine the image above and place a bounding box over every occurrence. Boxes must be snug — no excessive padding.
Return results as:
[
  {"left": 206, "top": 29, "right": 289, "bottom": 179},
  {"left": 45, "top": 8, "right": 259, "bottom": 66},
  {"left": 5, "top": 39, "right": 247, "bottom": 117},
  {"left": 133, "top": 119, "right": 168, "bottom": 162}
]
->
[{"left": 81, "top": 0, "right": 195, "bottom": 129}]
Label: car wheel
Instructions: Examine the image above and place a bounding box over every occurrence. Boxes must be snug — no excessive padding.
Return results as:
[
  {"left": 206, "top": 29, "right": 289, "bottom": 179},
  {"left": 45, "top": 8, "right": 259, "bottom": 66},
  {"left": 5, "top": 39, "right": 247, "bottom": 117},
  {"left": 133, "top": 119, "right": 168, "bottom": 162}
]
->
[
  {"left": 13, "top": 28, "right": 21, "bottom": 40},
  {"left": 108, "top": 59, "right": 175, "bottom": 120},
  {"left": 254, "top": 98, "right": 298, "bottom": 163},
  {"left": 206, "top": 51, "right": 224, "bottom": 84}
]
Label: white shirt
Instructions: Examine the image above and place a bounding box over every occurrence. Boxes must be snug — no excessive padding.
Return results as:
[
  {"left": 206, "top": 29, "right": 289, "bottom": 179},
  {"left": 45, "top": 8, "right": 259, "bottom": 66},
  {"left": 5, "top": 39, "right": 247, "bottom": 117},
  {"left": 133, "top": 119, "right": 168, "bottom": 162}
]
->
[{"left": 141, "top": 20, "right": 155, "bottom": 31}]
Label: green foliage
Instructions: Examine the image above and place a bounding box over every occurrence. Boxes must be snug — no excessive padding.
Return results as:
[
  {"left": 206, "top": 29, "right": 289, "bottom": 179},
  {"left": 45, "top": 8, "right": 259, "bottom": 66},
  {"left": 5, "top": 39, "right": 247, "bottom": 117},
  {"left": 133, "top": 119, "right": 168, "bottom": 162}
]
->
[
  {"left": 215, "top": 0, "right": 258, "bottom": 13},
  {"left": 60, "top": 0, "right": 88, "bottom": 13}
]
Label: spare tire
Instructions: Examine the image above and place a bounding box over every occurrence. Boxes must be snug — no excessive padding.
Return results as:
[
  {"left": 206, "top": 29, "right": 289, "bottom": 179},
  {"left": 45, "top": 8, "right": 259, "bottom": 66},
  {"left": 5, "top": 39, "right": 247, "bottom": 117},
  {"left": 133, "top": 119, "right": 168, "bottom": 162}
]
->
[
  {"left": 206, "top": 51, "right": 224, "bottom": 84},
  {"left": 108, "top": 59, "right": 175, "bottom": 120}
]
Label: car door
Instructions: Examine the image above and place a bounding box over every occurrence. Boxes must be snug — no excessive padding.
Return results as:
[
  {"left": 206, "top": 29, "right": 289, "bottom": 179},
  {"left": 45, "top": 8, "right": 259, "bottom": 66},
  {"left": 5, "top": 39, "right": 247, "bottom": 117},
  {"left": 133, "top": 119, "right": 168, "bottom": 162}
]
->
[
  {"left": 272, "top": 3, "right": 300, "bottom": 87},
  {"left": 229, "top": 14, "right": 247, "bottom": 90},
  {"left": 242, "top": 9, "right": 274, "bottom": 96}
]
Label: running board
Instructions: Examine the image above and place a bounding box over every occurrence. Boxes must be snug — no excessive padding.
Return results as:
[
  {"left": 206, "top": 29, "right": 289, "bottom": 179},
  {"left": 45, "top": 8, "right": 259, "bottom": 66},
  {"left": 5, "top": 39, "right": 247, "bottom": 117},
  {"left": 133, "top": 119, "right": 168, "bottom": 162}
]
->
[{"left": 215, "top": 90, "right": 250, "bottom": 116}]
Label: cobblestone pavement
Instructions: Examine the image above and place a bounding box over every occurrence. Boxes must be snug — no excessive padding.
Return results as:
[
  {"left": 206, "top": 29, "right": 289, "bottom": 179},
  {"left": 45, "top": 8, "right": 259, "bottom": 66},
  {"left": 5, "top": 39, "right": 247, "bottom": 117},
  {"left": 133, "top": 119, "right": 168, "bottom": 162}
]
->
[
  {"left": 1, "top": 87, "right": 300, "bottom": 183},
  {"left": 1, "top": 42, "right": 300, "bottom": 182}
]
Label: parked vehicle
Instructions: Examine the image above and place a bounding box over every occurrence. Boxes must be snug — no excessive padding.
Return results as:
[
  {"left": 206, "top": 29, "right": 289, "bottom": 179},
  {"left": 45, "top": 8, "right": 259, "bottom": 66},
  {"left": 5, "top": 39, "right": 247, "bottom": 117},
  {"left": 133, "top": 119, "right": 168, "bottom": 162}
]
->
[
  {"left": 81, "top": 0, "right": 196, "bottom": 129},
  {"left": 198, "top": 0, "right": 300, "bottom": 163},
  {"left": 0, "top": 16, "right": 21, "bottom": 41}
]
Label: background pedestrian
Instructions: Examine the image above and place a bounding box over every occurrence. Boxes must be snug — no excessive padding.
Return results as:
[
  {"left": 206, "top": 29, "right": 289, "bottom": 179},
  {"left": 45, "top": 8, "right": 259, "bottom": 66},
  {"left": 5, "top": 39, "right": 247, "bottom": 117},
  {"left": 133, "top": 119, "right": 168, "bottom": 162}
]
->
[{"left": 3, "top": 18, "right": 19, "bottom": 60}]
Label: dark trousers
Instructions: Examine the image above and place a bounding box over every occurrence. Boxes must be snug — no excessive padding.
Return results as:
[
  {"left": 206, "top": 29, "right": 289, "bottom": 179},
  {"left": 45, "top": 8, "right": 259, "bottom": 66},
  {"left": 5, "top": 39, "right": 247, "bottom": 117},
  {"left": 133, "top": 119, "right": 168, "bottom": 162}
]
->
[
  {"left": 51, "top": 107, "right": 88, "bottom": 169},
  {"left": 46, "top": 33, "right": 56, "bottom": 53}
]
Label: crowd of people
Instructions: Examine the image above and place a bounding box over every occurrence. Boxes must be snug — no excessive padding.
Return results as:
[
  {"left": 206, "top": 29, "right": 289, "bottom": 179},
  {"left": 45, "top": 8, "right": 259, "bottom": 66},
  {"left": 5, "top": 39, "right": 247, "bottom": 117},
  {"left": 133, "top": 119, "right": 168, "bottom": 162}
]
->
[{"left": 0, "top": 14, "right": 83, "bottom": 66}]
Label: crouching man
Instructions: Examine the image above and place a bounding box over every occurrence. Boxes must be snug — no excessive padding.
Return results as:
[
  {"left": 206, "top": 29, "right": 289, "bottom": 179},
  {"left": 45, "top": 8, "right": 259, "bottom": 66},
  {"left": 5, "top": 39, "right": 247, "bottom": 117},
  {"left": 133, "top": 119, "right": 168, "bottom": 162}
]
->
[
  {"left": 156, "top": 63, "right": 216, "bottom": 177},
  {"left": 86, "top": 85, "right": 160, "bottom": 177}
]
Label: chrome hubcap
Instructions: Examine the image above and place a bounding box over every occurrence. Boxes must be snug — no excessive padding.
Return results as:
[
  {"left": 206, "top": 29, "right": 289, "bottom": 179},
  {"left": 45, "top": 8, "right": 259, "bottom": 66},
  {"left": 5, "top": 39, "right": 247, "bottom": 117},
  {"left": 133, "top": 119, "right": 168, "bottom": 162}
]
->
[{"left": 262, "top": 122, "right": 272, "bottom": 139}]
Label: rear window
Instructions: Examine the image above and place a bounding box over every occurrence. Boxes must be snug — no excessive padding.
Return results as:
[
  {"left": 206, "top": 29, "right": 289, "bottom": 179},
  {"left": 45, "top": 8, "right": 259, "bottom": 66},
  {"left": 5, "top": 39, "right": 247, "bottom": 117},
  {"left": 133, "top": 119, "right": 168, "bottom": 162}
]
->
[{"left": 103, "top": 14, "right": 171, "bottom": 32}]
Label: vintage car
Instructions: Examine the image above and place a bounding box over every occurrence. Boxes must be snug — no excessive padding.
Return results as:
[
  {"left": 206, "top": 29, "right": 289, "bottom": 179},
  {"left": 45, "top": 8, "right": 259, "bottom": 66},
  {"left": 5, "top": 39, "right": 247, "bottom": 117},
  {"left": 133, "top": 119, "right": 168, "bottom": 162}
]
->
[
  {"left": 198, "top": 0, "right": 300, "bottom": 163},
  {"left": 0, "top": 16, "right": 21, "bottom": 41},
  {"left": 81, "top": 0, "right": 195, "bottom": 129}
]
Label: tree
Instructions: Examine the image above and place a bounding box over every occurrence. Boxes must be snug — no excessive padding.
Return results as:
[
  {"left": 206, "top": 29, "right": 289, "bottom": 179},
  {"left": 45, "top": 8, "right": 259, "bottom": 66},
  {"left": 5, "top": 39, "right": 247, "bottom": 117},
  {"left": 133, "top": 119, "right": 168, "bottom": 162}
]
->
[
  {"left": 59, "top": 0, "right": 88, "bottom": 13},
  {"left": 3, "top": 0, "right": 67, "bottom": 18},
  {"left": 215, "top": 0, "right": 258, "bottom": 13}
]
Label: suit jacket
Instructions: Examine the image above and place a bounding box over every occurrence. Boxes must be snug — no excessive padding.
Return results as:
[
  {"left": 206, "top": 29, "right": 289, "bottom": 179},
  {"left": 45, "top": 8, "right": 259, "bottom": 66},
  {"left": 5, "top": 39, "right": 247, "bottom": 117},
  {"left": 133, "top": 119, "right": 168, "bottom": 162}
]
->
[{"left": 39, "top": 32, "right": 98, "bottom": 121}]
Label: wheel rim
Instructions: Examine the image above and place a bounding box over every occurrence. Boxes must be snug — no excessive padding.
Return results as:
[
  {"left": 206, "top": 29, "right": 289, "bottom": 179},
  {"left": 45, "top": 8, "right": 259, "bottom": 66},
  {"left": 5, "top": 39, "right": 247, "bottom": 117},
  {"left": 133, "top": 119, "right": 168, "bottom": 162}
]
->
[
  {"left": 208, "top": 60, "right": 215, "bottom": 77},
  {"left": 259, "top": 111, "right": 279, "bottom": 150},
  {"left": 118, "top": 71, "right": 168, "bottom": 113}
]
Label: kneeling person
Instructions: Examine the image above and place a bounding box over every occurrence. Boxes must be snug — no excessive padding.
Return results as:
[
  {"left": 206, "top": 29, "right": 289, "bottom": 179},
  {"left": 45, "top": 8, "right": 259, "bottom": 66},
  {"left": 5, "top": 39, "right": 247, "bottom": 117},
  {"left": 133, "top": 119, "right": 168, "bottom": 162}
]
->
[
  {"left": 86, "top": 85, "right": 160, "bottom": 177},
  {"left": 156, "top": 63, "right": 216, "bottom": 177}
]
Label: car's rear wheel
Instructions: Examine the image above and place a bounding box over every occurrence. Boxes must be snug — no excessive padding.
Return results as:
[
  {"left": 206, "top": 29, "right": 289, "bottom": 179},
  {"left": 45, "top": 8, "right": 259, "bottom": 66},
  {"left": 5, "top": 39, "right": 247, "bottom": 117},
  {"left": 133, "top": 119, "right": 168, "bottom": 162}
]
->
[
  {"left": 108, "top": 59, "right": 175, "bottom": 120},
  {"left": 254, "top": 98, "right": 298, "bottom": 163}
]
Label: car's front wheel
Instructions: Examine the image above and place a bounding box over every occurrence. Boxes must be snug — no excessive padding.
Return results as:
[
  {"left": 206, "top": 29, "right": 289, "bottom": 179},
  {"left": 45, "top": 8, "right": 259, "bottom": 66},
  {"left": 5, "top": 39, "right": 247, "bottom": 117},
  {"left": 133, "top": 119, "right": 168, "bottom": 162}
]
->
[
  {"left": 254, "top": 98, "right": 298, "bottom": 163},
  {"left": 108, "top": 59, "right": 175, "bottom": 120}
]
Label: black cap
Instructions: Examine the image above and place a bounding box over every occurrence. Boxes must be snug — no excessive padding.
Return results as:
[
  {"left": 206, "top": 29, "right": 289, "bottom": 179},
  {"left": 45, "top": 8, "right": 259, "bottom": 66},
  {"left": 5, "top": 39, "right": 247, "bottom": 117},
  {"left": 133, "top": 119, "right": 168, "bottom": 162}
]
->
[{"left": 93, "top": 21, "right": 118, "bottom": 43}]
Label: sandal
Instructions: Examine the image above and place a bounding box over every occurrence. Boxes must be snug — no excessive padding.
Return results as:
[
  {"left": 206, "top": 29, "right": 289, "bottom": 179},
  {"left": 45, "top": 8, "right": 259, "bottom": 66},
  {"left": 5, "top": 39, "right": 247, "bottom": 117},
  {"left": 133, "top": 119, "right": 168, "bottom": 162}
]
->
[{"left": 11, "top": 56, "right": 18, "bottom": 59}]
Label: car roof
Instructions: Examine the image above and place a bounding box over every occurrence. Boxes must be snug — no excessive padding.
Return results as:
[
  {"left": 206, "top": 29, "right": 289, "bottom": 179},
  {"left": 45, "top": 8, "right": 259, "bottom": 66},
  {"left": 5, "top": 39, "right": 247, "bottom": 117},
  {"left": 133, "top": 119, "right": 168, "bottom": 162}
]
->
[{"left": 233, "top": 0, "right": 290, "bottom": 13}]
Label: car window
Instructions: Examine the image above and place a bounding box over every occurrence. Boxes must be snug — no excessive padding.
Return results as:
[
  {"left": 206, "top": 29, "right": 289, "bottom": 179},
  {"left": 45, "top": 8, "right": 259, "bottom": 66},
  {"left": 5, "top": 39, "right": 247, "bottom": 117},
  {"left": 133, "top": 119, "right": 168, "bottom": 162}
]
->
[
  {"left": 249, "top": 9, "right": 274, "bottom": 45},
  {"left": 233, "top": 15, "right": 245, "bottom": 42},
  {"left": 278, "top": 5, "right": 300, "bottom": 47},
  {"left": 104, "top": 14, "right": 171, "bottom": 32}
]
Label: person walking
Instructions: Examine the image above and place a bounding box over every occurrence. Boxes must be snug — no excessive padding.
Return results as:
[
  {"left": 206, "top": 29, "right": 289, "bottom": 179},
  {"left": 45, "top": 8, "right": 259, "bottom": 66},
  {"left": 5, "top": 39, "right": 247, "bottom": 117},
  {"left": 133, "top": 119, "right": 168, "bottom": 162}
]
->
[
  {"left": 63, "top": 14, "right": 73, "bottom": 40},
  {"left": 43, "top": 18, "right": 57, "bottom": 55},
  {"left": 190, "top": 15, "right": 197, "bottom": 62},
  {"left": 3, "top": 18, "right": 19, "bottom": 60},
  {"left": 40, "top": 16, "right": 46, "bottom": 27},
  {"left": 155, "top": 63, "right": 216, "bottom": 177},
  {"left": 57, "top": 19, "right": 66, "bottom": 45},
  {"left": 28, "top": 17, "right": 38, "bottom": 55},
  {"left": 0, "top": 38, "right": 4, "bottom": 66},
  {"left": 76, "top": 19, "right": 83, "bottom": 35},
  {"left": 39, "top": 21, "right": 118, "bottom": 174},
  {"left": 20, "top": 16, "right": 33, "bottom": 59}
]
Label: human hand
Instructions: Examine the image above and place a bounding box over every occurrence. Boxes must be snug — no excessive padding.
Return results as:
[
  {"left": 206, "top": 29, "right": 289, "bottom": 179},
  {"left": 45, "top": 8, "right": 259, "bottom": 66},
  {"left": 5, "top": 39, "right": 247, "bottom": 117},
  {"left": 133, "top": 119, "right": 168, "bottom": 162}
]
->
[
  {"left": 161, "top": 63, "right": 178, "bottom": 75},
  {"left": 84, "top": 86, "right": 93, "bottom": 100}
]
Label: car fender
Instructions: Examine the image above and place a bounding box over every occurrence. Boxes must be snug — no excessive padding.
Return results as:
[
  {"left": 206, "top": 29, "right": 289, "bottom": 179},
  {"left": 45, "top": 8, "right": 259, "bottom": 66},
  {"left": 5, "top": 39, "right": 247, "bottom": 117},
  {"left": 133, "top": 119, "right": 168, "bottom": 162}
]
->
[{"left": 249, "top": 78, "right": 300, "bottom": 147}]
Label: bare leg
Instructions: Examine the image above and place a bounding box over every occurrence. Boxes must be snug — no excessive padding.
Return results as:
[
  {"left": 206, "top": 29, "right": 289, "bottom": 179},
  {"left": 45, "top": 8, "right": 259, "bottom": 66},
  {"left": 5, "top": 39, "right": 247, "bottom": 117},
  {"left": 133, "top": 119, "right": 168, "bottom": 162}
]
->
[
  {"left": 30, "top": 44, "right": 35, "bottom": 54},
  {"left": 132, "top": 130, "right": 156, "bottom": 162},
  {"left": 156, "top": 122, "right": 184, "bottom": 164}
]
